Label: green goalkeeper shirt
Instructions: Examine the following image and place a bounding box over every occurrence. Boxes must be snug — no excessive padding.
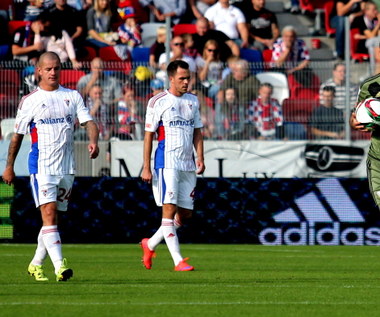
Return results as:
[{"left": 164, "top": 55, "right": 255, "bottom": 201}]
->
[{"left": 357, "top": 73, "right": 380, "bottom": 159}]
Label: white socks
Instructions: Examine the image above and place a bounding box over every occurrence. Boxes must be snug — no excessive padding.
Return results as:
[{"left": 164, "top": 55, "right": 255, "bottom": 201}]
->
[
  {"left": 161, "top": 218, "right": 183, "bottom": 265},
  {"left": 41, "top": 225, "right": 63, "bottom": 273},
  {"left": 31, "top": 229, "right": 47, "bottom": 266},
  {"left": 148, "top": 216, "right": 182, "bottom": 250}
]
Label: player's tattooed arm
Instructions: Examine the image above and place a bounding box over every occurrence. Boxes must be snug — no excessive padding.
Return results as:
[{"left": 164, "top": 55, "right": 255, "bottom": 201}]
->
[{"left": 2, "top": 133, "right": 24, "bottom": 185}]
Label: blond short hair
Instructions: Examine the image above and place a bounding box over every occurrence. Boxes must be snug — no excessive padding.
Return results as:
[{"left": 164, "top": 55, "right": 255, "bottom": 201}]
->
[{"left": 157, "top": 26, "right": 166, "bottom": 36}]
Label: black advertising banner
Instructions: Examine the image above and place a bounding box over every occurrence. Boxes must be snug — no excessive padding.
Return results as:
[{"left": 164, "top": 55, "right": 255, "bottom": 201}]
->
[{"left": 4, "top": 177, "right": 380, "bottom": 245}]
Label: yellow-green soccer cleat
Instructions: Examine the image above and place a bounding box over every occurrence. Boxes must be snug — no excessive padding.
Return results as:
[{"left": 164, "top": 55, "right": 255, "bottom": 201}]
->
[
  {"left": 56, "top": 258, "right": 73, "bottom": 282},
  {"left": 28, "top": 264, "right": 49, "bottom": 281}
]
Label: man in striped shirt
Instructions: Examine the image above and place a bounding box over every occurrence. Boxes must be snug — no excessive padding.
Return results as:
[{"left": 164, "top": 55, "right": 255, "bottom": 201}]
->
[
  {"left": 319, "top": 62, "right": 358, "bottom": 112},
  {"left": 140, "top": 60, "right": 205, "bottom": 271},
  {"left": 2, "top": 51, "right": 99, "bottom": 282}
]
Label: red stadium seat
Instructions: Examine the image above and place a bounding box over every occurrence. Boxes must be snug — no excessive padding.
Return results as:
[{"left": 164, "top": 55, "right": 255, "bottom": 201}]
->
[
  {"left": 350, "top": 28, "right": 370, "bottom": 62},
  {"left": 78, "top": 46, "right": 97, "bottom": 62},
  {"left": 262, "top": 49, "right": 272, "bottom": 63},
  {"left": 299, "top": 0, "right": 336, "bottom": 36},
  {"left": 323, "top": 0, "right": 336, "bottom": 36},
  {"left": 172, "top": 24, "right": 197, "bottom": 36},
  {"left": 99, "top": 46, "right": 123, "bottom": 61},
  {"left": 288, "top": 73, "right": 320, "bottom": 100},
  {"left": 60, "top": 69, "right": 86, "bottom": 90},
  {"left": 282, "top": 98, "right": 317, "bottom": 124},
  {"left": 0, "top": 69, "right": 20, "bottom": 118},
  {"left": 292, "top": 86, "right": 319, "bottom": 100},
  {"left": 262, "top": 49, "right": 273, "bottom": 69},
  {"left": 99, "top": 46, "right": 132, "bottom": 74},
  {"left": 8, "top": 20, "right": 30, "bottom": 36}
]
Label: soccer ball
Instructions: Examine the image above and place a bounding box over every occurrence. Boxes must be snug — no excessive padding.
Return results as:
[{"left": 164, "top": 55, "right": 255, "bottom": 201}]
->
[{"left": 355, "top": 97, "right": 380, "bottom": 128}]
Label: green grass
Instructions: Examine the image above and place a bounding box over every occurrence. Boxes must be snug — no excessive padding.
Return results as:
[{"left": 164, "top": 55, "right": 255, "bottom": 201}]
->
[{"left": 1, "top": 244, "right": 380, "bottom": 317}]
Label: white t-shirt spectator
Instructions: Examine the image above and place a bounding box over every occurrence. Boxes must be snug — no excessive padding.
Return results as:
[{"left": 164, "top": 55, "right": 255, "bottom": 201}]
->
[
  {"left": 204, "top": 2, "right": 246, "bottom": 40},
  {"left": 158, "top": 52, "right": 196, "bottom": 73}
]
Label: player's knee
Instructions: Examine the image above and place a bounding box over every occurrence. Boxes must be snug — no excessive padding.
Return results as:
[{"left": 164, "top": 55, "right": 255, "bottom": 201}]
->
[
  {"left": 40, "top": 203, "right": 58, "bottom": 224},
  {"left": 178, "top": 208, "right": 192, "bottom": 220}
]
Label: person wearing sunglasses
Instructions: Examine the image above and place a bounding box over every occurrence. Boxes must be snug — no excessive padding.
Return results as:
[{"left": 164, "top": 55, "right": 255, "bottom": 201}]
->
[
  {"left": 195, "top": 39, "right": 223, "bottom": 99},
  {"left": 157, "top": 36, "right": 196, "bottom": 91}
]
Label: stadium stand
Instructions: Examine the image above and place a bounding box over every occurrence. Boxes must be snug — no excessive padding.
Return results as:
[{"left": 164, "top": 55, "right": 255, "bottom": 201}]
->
[
  {"left": 350, "top": 28, "right": 370, "bottom": 63},
  {"left": 140, "top": 23, "right": 165, "bottom": 47},
  {"left": 282, "top": 98, "right": 317, "bottom": 123},
  {"left": 7, "top": 20, "right": 30, "bottom": 35},
  {"left": 262, "top": 49, "right": 273, "bottom": 63},
  {"left": 60, "top": 69, "right": 86, "bottom": 90},
  {"left": 282, "top": 98, "right": 317, "bottom": 139},
  {"left": 78, "top": 46, "right": 98, "bottom": 62},
  {"left": 0, "top": 0, "right": 370, "bottom": 142},
  {"left": 256, "top": 71, "right": 289, "bottom": 105},
  {"left": 240, "top": 48, "right": 263, "bottom": 74},
  {"left": 99, "top": 46, "right": 125, "bottom": 62},
  {"left": 288, "top": 72, "right": 320, "bottom": 100},
  {"left": 131, "top": 47, "right": 150, "bottom": 63},
  {"left": 0, "top": 117, "right": 15, "bottom": 140},
  {"left": 0, "top": 45, "right": 10, "bottom": 61},
  {"left": 299, "top": 0, "right": 336, "bottom": 36},
  {"left": 240, "top": 48, "right": 262, "bottom": 63},
  {"left": 98, "top": 46, "right": 132, "bottom": 74},
  {"left": 0, "top": 69, "right": 20, "bottom": 118}
]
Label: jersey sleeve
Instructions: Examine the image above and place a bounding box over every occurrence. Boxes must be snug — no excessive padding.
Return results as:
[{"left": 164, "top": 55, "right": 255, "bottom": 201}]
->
[
  {"left": 14, "top": 97, "right": 33, "bottom": 135},
  {"left": 145, "top": 97, "right": 161, "bottom": 132},
  {"left": 194, "top": 98, "right": 203, "bottom": 129},
  {"left": 74, "top": 90, "right": 93, "bottom": 124}
]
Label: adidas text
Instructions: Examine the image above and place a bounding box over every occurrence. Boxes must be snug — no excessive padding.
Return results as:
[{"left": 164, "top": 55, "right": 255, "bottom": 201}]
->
[{"left": 259, "top": 222, "right": 380, "bottom": 246}]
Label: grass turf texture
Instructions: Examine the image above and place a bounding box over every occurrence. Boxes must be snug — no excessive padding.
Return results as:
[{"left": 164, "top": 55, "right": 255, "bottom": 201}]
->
[{"left": 0, "top": 244, "right": 380, "bottom": 317}]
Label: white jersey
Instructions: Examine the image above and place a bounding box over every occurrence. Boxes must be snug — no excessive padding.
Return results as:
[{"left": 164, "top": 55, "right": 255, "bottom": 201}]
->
[
  {"left": 145, "top": 90, "right": 203, "bottom": 171},
  {"left": 15, "top": 85, "right": 93, "bottom": 175}
]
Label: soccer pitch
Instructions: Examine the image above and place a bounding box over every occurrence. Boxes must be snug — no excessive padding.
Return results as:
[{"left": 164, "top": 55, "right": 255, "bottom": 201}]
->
[{"left": 1, "top": 244, "right": 380, "bottom": 317}]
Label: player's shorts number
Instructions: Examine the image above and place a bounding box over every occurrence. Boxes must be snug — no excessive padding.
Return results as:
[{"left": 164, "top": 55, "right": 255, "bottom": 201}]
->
[{"left": 57, "top": 187, "right": 72, "bottom": 203}]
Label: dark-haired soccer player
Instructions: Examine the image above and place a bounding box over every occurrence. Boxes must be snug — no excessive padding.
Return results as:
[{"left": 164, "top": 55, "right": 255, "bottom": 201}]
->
[{"left": 141, "top": 60, "right": 205, "bottom": 271}]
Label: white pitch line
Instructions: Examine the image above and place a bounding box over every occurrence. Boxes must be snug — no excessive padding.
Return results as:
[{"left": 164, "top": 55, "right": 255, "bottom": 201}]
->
[
  {"left": 3, "top": 283, "right": 380, "bottom": 289},
  {"left": 0, "top": 301, "right": 378, "bottom": 306}
]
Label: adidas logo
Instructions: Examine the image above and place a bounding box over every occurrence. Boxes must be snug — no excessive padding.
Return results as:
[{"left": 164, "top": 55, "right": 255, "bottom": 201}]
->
[{"left": 259, "top": 179, "right": 380, "bottom": 246}]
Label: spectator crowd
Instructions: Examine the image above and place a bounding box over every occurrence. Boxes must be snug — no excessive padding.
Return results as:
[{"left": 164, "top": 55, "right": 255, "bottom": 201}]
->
[{"left": 0, "top": 0, "right": 372, "bottom": 142}]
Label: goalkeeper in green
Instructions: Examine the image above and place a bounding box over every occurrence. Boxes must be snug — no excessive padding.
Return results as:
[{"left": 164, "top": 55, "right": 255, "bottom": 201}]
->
[{"left": 351, "top": 74, "right": 380, "bottom": 207}]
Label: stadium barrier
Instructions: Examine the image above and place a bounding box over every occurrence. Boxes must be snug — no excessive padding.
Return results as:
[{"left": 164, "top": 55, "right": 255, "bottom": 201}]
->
[
  {"left": 3, "top": 177, "right": 380, "bottom": 245},
  {"left": 0, "top": 138, "right": 370, "bottom": 178}
]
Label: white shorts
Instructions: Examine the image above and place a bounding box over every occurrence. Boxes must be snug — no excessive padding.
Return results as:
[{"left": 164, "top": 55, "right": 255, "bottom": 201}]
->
[
  {"left": 30, "top": 174, "right": 74, "bottom": 211},
  {"left": 152, "top": 168, "right": 196, "bottom": 210}
]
